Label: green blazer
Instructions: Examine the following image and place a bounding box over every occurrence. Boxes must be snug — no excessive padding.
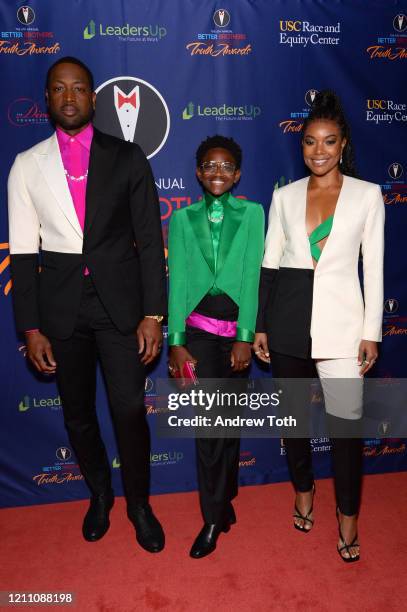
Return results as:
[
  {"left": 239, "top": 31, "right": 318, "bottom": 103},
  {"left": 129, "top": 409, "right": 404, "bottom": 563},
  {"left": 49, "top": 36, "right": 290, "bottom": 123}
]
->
[{"left": 168, "top": 193, "right": 265, "bottom": 345}]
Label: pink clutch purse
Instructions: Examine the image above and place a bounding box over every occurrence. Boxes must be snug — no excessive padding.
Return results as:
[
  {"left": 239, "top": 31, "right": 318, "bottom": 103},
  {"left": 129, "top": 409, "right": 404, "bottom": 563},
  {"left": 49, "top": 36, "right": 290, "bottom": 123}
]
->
[{"left": 173, "top": 361, "right": 198, "bottom": 388}]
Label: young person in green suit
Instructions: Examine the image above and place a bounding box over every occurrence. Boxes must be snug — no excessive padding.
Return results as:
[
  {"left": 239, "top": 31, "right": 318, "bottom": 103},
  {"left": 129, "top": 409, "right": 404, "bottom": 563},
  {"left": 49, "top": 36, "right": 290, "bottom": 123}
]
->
[{"left": 168, "top": 135, "right": 264, "bottom": 558}]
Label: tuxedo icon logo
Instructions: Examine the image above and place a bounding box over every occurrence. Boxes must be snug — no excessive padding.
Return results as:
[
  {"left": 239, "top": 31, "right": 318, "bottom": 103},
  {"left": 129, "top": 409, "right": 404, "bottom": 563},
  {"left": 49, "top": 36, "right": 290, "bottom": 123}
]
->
[
  {"left": 94, "top": 77, "right": 170, "bottom": 159},
  {"left": 213, "top": 9, "right": 231, "bottom": 28},
  {"left": 56, "top": 446, "right": 72, "bottom": 461},
  {"left": 384, "top": 298, "right": 399, "bottom": 314},
  {"left": 17, "top": 5, "right": 35, "bottom": 25},
  {"left": 388, "top": 162, "right": 404, "bottom": 180},
  {"left": 393, "top": 13, "right": 407, "bottom": 32},
  {"left": 114, "top": 85, "right": 140, "bottom": 143},
  {"left": 305, "top": 89, "right": 319, "bottom": 107}
]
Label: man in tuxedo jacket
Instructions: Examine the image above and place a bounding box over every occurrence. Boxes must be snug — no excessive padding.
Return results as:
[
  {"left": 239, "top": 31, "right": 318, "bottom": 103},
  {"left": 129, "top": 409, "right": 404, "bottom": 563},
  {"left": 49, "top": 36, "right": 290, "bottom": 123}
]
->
[{"left": 7, "top": 57, "right": 167, "bottom": 553}]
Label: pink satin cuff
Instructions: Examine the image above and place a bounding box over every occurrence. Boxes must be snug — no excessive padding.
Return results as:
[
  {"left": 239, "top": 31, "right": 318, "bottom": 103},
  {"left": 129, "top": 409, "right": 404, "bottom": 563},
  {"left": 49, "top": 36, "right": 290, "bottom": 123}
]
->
[{"left": 186, "top": 311, "right": 237, "bottom": 337}]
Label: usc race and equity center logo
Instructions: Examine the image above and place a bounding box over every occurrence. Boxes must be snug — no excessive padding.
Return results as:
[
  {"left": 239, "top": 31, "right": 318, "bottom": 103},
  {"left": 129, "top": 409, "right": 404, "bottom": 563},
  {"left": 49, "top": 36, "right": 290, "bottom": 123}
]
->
[
  {"left": 279, "top": 19, "right": 341, "bottom": 47},
  {"left": 93, "top": 77, "right": 170, "bottom": 159},
  {"left": 186, "top": 9, "right": 252, "bottom": 57},
  {"left": 366, "top": 98, "right": 407, "bottom": 125},
  {"left": 366, "top": 13, "right": 407, "bottom": 60}
]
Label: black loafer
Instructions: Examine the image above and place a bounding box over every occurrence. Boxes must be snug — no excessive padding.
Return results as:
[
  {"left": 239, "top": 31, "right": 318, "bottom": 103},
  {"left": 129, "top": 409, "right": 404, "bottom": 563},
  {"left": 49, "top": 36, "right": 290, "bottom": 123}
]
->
[
  {"left": 189, "top": 522, "right": 231, "bottom": 559},
  {"left": 82, "top": 491, "right": 114, "bottom": 542},
  {"left": 128, "top": 503, "right": 165, "bottom": 553}
]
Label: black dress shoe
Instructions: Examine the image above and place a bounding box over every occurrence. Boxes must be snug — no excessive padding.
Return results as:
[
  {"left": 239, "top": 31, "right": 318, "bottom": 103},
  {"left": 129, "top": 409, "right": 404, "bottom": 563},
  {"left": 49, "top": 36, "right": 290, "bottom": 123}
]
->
[
  {"left": 82, "top": 491, "right": 114, "bottom": 542},
  {"left": 189, "top": 522, "right": 231, "bottom": 559},
  {"left": 128, "top": 503, "right": 165, "bottom": 553}
]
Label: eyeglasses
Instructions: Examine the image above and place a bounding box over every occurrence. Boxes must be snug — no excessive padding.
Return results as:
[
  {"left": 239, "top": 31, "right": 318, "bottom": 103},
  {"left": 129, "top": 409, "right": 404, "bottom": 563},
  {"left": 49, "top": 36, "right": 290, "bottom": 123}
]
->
[{"left": 200, "top": 161, "right": 236, "bottom": 175}]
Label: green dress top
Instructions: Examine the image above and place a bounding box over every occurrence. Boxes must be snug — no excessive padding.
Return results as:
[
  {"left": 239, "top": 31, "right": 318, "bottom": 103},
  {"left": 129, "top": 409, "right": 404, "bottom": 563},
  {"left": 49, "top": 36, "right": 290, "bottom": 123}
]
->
[{"left": 308, "top": 214, "right": 334, "bottom": 262}]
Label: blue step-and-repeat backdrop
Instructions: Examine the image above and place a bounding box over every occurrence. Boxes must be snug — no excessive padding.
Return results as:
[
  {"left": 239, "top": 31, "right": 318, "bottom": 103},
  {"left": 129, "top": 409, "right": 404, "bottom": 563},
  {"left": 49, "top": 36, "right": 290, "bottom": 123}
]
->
[{"left": 1, "top": 1, "right": 406, "bottom": 508}]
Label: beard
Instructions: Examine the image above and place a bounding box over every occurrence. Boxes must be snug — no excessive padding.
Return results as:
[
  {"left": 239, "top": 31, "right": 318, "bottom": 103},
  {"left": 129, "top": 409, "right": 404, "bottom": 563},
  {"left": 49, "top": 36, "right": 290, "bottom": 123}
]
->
[{"left": 48, "top": 104, "right": 94, "bottom": 132}]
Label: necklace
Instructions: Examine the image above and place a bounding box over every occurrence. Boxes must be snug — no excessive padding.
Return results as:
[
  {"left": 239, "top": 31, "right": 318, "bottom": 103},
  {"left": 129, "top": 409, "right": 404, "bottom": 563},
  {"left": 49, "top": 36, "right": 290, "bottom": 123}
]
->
[{"left": 64, "top": 168, "right": 88, "bottom": 182}]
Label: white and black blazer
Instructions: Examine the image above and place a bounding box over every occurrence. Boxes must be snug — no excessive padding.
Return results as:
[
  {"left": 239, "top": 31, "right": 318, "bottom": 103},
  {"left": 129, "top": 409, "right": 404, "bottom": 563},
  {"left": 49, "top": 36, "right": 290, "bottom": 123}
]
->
[
  {"left": 256, "top": 175, "right": 385, "bottom": 359},
  {"left": 8, "top": 128, "right": 167, "bottom": 338}
]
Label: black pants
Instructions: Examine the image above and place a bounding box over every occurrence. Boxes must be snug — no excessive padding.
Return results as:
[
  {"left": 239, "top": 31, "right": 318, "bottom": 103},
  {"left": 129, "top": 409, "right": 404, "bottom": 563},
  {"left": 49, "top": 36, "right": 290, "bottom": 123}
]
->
[
  {"left": 270, "top": 351, "right": 362, "bottom": 516},
  {"left": 186, "top": 326, "right": 243, "bottom": 525},
  {"left": 50, "top": 276, "right": 150, "bottom": 510}
]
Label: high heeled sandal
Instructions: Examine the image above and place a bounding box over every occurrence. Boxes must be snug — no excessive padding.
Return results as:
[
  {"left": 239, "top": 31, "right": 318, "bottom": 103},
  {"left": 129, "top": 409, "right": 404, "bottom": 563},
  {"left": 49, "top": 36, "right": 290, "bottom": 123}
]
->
[
  {"left": 336, "top": 507, "right": 360, "bottom": 563},
  {"left": 293, "top": 484, "right": 315, "bottom": 533}
]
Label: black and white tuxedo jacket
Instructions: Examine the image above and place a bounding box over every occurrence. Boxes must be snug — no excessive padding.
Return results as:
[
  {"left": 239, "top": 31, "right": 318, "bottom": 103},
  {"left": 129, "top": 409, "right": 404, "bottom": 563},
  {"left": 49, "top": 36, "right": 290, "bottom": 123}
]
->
[
  {"left": 257, "top": 175, "right": 385, "bottom": 359},
  {"left": 8, "top": 128, "right": 167, "bottom": 338}
]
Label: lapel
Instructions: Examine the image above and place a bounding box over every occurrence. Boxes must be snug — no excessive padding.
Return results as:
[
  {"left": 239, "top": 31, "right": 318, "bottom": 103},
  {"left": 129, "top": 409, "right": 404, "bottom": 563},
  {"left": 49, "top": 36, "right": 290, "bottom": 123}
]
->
[
  {"left": 216, "top": 194, "right": 246, "bottom": 275},
  {"left": 84, "top": 128, "right": 118, "bottom": 236},
  {"left": 302, "top": 174, "right": 349, "bottom": 270},
  {"left": 186, "top": 199, "right": 215, "bottom": 274},
  {"left": 34, "top": 133, "right": 83, "bottom": 238}
]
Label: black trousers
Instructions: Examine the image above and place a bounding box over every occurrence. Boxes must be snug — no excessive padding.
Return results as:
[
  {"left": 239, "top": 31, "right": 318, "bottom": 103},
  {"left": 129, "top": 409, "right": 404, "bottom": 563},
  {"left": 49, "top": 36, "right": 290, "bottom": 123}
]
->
[
  {"left": 50, "top": 276, "right": 150, "bottom": 510},
  {"left": 270, "top": 351, "right": 362, "bottom": 516},
  {"left": 186, "top": 325, "right": 243, "bottom": 525}
]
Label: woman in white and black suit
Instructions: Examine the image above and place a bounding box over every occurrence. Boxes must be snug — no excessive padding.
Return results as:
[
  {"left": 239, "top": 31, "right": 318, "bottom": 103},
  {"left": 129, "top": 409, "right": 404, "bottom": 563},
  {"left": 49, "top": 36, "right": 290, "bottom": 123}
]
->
[{"left": 254, "top": 91, "right": 384, "bottom": 562}]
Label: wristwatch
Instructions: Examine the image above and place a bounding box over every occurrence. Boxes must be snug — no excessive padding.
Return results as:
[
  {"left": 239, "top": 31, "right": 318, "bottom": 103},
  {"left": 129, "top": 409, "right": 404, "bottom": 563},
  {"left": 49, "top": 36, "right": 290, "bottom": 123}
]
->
[{"left": 145, "top": 315, "right": 164, "bottom": 323}]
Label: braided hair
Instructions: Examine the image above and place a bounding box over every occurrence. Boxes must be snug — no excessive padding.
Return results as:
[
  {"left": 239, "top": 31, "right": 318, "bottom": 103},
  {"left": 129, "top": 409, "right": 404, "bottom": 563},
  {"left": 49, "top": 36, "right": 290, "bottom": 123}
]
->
[{"left": 303, "top": 90, "right": 357, "bottom": 178}]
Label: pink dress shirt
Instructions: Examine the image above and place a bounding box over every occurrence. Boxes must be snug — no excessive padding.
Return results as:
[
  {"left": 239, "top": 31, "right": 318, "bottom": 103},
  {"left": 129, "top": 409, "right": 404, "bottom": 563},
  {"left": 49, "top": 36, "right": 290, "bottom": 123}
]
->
[{"left": 56, "top": 123, "right": 93, "bottom": 232}]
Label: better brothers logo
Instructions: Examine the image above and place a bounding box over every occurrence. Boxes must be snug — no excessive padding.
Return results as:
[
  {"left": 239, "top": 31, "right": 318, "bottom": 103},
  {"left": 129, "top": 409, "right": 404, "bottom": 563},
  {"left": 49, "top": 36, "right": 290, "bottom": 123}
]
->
[
  {"left": 0, "top": 5, "right": 60, "bottom": 56},
  {"left": 381, "top": 161, "right": 407, "bottom": 206},
  {"left": 33, "top": 446, "right": 83, "bottom": 485},
  {"left": 382, "top": 298, "right": 407, "bottom": 338},
  {"left": 182, "top": 101, "right": 261, "bottom": 121},
  {"left": 83, "top": 19, "right": 166, "bottom": 43},
  {"left": 279, "top": 19, "right": 341, "bottom": 47},
  {"left": 186, "top": 9, "right": 252, "bottom": 57},
  {"left": 279, "top": 89, "right": 318, "bottom": 134},
  {"left": 94, "top": 77, "right": 170, "bottom": 159},
  {"left": 366, "top": 13, "right": 407, "bottom": 60}
]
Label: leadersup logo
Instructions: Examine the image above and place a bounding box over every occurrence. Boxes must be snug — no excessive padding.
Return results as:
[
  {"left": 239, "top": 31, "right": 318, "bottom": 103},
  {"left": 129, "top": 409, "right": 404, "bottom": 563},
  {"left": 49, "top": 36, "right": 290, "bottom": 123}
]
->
[
  {"left": 279, "top": 20, "right": 341, "bottom": 47},
  {"left": 366, "top": 13, "right": 407, "bottom": 60},
  {"left": 182, "top": 101, "right": 260, "bottom": 121},
  {"left": 83, "top": 19, "right": 166, "bottom": 42},
  {"left": 186, "top": 9, "right": 252, "bottom": 57},
  {"left": 366, "top": 99, "right": 407, "bottom": 124},
  {"left": 113, "top": 451, "right": 183, "bottom": 468},
  {"left": 18, "top": 395, "right": 62, "bottom": 412}
]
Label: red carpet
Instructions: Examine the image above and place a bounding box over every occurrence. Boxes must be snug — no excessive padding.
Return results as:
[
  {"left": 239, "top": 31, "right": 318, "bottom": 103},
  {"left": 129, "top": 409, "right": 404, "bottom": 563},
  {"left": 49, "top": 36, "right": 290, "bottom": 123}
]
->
[{"left": 1, "top": 473, "right": 406, "bottom": 611}]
